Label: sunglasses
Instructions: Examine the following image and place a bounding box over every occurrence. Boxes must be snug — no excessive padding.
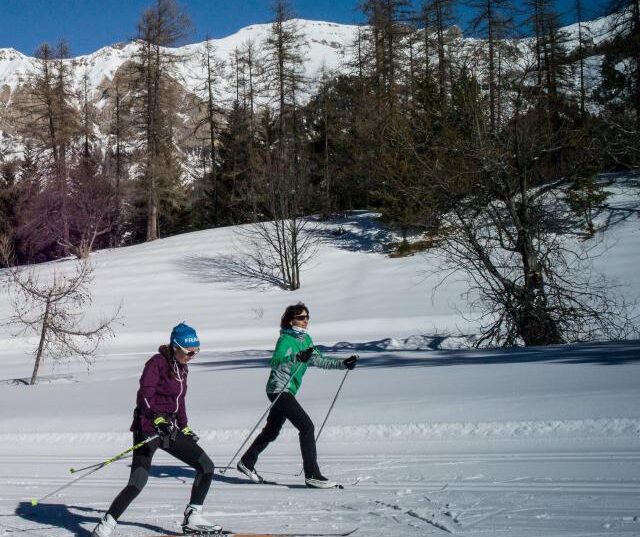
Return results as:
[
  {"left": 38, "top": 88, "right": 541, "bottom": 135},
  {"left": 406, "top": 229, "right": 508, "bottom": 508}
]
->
[
  {"left": 293, "top": 315, "right": 309, "bottom": 320},
  {"left": 174, "top": 342, "right": 199, "bottom": 357}
]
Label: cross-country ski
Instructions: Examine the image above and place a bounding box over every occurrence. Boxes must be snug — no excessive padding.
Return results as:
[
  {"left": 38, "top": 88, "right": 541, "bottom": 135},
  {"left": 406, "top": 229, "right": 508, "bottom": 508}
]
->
[{"left": 142, "top": 529, "right": 357, "bottom": 537}]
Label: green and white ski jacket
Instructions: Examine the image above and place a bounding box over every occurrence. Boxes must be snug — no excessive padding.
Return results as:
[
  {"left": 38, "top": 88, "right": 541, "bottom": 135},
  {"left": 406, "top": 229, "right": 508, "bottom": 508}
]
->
[{"left": 266, "top": 328, "right": 345, "bottom": 396}]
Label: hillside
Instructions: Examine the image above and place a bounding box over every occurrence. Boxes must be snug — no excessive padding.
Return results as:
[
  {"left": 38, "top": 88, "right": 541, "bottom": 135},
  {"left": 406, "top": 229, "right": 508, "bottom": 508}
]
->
[{"left": 0, "top": 186, "right": 639, "bottom": 535}]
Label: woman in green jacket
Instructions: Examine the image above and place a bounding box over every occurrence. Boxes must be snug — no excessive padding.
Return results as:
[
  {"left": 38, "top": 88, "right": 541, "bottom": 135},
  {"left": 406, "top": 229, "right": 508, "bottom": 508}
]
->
[{"left": 237, "top": 302, "right": 358, "bottom": 488}]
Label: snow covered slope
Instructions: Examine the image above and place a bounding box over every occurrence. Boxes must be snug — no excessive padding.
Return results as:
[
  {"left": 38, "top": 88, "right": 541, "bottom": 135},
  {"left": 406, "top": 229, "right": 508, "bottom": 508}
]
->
[{"left": 0, "top": 178, "right": 639, "bottom": 535}]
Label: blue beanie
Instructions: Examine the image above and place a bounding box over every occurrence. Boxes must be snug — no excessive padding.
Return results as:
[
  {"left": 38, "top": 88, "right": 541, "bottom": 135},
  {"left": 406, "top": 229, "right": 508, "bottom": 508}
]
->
[{"left": 170, "top": 322, "right": 200, "bottom": 348}]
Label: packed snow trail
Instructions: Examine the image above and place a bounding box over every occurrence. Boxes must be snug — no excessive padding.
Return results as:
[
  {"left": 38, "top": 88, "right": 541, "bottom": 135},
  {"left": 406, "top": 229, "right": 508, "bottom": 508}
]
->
[
  {"left": 2, "top": 447, "right": 640, "bottom": 536},
  {"left": 2, "top": 341, "right": 640, "bottom": 535}
]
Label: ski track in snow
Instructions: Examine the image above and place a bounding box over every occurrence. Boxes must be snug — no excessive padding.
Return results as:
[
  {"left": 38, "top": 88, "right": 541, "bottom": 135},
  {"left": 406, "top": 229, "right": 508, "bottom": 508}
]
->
[
  {"left": 0, "top": 182, "right": 639, "bottom": 536},
  {"left": 2, "top": 417, "right": 640, "bottom": 445},
  {"left": 1, "top": 451, "right": 640, "bottom": 536}
]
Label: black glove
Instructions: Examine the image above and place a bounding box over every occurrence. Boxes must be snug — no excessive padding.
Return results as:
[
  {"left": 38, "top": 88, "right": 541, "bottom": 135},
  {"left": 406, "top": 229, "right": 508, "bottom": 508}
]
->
[
  {"left": 343, "top": 355, "right": 358, "bottom": 370},
  {"left": 181, "top": 426, "right": 200, "bottom": 442},
  {"left": 153, "top": 416, "right": 176, "bottom": 438},
  {"left": 296, "top": 347, "right": 315, "bottom": 363}
]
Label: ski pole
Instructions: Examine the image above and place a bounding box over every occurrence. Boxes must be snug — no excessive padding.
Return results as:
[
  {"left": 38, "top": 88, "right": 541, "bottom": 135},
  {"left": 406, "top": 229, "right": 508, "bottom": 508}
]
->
[
  {"left": 31, "top": 434, "right": 159, "bottom": 506},
  {"left": 220, "top": 363, "right": 303, "bottom": 475},
  {"left": 315, "top": 368, "right": 350, "bottom": 444},
  {"left": 296, "top": 369, "right": 350, "bottom": 476},
  {"left": 69, "top": 434, "right": 159, "bottom": 473}
]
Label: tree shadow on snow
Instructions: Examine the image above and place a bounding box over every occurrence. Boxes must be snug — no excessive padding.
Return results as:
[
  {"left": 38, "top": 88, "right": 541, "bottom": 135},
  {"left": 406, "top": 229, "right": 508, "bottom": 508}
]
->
[
  {"left": 191, "top": 340, "right": 640, "bottom": 371},
  {"left": 14, "top": 501, "right": 177, "bottom": 535},
  {"left": 309, "top": 211, "right": 394, "bottom": 254},
  {"left": 173, "top": 213, "right": 396, "bottom": 290},
  {"left": 356, "top": 339, "right": 640, "bottom": 367},
  {"left": 175, "top": 254, "right": 287, "bottom": 289}
]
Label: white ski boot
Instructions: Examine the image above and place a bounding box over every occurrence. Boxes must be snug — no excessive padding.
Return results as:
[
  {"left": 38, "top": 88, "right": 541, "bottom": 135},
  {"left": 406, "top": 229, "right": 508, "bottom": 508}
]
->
[
  {"left": 305, "top": 473, "right": 339, "bottom": 489},
  {"left": 182, "top": 504, "right": 222, "bottom": 535},
  {"left": 92, "top": 513, "right": 117, "bottom": 537},
  {"left": 237, "top": 460, "right": 264, "bottom": 483}
]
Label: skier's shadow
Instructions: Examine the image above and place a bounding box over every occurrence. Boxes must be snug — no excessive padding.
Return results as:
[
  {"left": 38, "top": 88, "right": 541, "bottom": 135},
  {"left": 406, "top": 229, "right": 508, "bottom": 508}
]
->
[
  {"left": 14, "top": 501, "right": 179, "bottom": 535},
  {"left": 216, "top": 472, "right": 307, "bottom": 489},
  {"left": 148, "top": 463, "right": 194, "bottom": 482},
  {"left": 148, "top": 463, "right": 306, "bottom": 488},
  {"left": 148, "top": 464, "right": 306, "bottom": 488}
]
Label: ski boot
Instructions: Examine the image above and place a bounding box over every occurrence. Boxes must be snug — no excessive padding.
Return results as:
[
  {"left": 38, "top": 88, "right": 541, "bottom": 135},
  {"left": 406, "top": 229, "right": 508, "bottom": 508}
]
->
[
  {"left": 182, "top": 504, "right": 222, "bottom": 535},
  {"left": 237, "top": 459, "right": 264, "bottom": 483},
  {"left": 92, "top": 513, "right": 117, "bottom": 537},
  {"left": 305, "top": 473, "right": 339, "bottom": 489}
]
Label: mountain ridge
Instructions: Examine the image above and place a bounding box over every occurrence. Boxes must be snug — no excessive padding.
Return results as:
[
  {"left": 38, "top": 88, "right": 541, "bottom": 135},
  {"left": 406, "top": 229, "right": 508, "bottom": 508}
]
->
[
  {"left": 0, "top": 14, "right": 616, "bottom": 100},
  {"left": 0, "top": 13, "right": 618, "bottom": 163}
]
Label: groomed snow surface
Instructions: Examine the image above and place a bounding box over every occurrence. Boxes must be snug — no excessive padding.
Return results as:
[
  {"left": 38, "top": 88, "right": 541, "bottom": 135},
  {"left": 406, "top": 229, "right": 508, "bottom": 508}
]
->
[{"left": 1, "top": 177, "right": 640, "bottom": 536}]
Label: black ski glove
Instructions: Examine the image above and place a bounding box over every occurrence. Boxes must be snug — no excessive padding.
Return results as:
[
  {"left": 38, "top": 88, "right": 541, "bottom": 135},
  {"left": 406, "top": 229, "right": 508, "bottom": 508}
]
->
[
  {"left": 343, "top": 355, "right": 358, "bottom": 370},
  {"left": 153, "top": 416, "right": 176, "bottom": 438},
  {"left": 296, "top": 347, "right": 315, "bottom": 363},
  {"left": 181, "top": 426, "right": 200, "bottom": 442}
]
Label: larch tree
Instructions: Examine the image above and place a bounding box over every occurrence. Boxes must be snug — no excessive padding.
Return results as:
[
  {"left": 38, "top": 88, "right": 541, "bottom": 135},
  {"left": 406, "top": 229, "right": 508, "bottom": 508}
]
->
[
  {"left": 129, "top": 0, "right": 192, "bottom": 241},
  {"left": 13, "top": 41, "right": 80, "bottom": 260},
  {"left": 0, "top": 237, "right": 121, "bottom": 385},
  {"left": 242, "top": 0, "right": 315, "bottom": 291}
]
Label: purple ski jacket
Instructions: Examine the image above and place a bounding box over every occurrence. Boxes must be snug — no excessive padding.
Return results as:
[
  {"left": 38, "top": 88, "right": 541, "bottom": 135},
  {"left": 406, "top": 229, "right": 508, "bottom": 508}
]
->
[{"left": 130, "top": 345, "right": 189, "bottom": 433}]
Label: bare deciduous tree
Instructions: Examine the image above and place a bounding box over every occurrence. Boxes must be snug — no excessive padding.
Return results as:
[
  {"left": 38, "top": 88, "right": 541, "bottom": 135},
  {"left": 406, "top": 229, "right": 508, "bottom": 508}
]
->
[
  {"left": 430, "top": 194, "right": 636, "bottom": 346},
  {"left": 1, "top": 237, "right": 121, "bottom": 385},
  {"left": 424, "top": 65, "right": 637, "bottom": 346},
  {"left": 236, "top": 216, "right": 321, "bottom": 290},
  {"left": 14, "top": 40, "right": 79, "bottom": 258},
  {"left": 65, "top": 149, "right": 121, "bottom": 258},
  {"left": 224, "top": 0, "right": 318, "bottom": 291}
]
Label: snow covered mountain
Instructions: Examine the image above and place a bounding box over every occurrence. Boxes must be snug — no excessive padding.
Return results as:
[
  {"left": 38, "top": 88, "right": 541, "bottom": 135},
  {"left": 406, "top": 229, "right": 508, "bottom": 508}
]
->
[
  {"left": 0, "top": 19, "right": 356, "bottom": 122},
  {"left": 0, "top": 14, "right": 617, "bottom": 151},
  {"left": 0, "top": 19, "right": 361, "bottom": 162}
]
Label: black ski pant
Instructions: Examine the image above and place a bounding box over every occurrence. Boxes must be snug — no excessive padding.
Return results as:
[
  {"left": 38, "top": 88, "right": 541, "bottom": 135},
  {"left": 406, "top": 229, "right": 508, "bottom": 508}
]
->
[
  {"left": 241, "top": 391, "right": 321, "bottom": 479},
  {"left": 106, "top": 431, "right": 214, "bottom": 521}
]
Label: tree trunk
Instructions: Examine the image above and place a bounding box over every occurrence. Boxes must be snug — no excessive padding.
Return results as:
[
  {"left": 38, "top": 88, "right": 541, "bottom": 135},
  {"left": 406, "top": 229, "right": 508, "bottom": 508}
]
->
[
  {"left": 146, "top": 178, "right": 158, "bottom": 241},
  {"left": 515, "top": 190, "right": 563, "bottom": 346},
  {"left": 31, "top": 294, "right": 51, "bottom": 385}
]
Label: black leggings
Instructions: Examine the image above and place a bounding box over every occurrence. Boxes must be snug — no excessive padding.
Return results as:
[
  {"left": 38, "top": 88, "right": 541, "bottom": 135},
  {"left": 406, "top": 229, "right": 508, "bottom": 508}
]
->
[
  {"left": 106, "top": 432, "right": 214, "bottom": 521},
  {"left": 241, "top": 392, "right": 320, "bottom": 478}
]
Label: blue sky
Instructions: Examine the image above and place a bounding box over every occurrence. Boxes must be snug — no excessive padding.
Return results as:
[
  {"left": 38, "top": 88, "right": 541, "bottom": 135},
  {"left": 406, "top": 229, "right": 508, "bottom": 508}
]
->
[{"left": 0, "top": 0, "right": 607, "bottom": 56}]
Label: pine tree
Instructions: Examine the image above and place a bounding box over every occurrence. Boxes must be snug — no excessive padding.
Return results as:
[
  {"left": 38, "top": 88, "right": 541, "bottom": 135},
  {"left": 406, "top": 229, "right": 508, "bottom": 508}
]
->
[
  {"left": 524, "top": 0, "right": 572, "bottom": 117},
  {"left": 190, "top": 38, "right": 225, "bottom": 228},
  {"left": 421, "top": 0, "right": 456, "bottom": 104},
  {"left": 605, "top": 0, "right": 640, "bottom": 126},
  {"left": 468, "top": 0, "right": 514, "bottom": 133},
  {"left": 128, "top": 0, "right": 192, "bottom": 241},
  {"left": 360, "top": 0, "right": 414, "bottom": 112}
]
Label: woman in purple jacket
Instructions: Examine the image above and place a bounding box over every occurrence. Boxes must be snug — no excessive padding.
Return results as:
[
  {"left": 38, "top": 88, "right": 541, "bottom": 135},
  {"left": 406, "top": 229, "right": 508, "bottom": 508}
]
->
[{"left": 92, "top": 323, "right": 220, "bottom": 537}]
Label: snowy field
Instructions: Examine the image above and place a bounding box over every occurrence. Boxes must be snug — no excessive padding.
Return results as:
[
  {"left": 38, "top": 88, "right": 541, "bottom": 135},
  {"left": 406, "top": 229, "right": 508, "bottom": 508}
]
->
[
  {"left": 1, "top": 176, "right": 640, "bottom": 536},
  {"left": 1, "top": 342, "right": 640, "bottom": 536}
]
